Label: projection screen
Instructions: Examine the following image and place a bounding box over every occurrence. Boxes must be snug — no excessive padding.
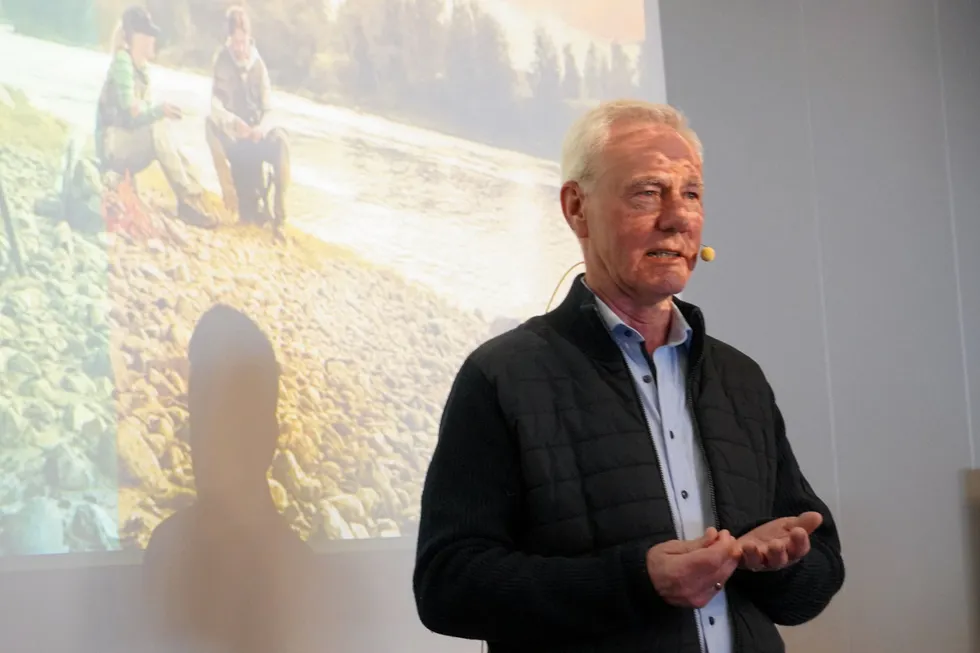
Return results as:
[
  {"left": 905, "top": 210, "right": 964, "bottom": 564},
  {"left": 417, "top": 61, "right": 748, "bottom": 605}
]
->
[{"left": 0, "top": 0, "right": 665, "bottom": 566}]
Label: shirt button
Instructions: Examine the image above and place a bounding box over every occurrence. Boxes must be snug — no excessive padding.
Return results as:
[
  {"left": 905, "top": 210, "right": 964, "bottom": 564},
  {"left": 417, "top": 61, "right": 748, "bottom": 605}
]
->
[
  {"left": 681, "top": 490, "right": 689, "bottom": 499},
  {"left": 709, "top": 617, "right": 716, "bottom": 626},
  {"left": 642, "top": 375, "right": 652, "bottom": 383}
]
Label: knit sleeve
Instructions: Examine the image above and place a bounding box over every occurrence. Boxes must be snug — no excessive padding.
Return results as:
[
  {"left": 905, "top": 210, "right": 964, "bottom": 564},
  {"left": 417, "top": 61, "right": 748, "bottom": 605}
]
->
[
  {"left": 413, "top": 356, "right": 667, "bottom": 645},
  {"left": 731, "top": 393, "right": 845, "bottom": 625},
  {"left": 110, "top": 51, "right": 162, "bottom": 127}
]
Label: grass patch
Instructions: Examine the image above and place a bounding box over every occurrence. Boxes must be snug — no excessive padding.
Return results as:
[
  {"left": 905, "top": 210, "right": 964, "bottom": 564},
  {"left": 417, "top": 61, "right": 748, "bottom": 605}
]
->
[
  {"left": 0, "top": 83, "right": 369, "bottom": 271},
  {"left": 0, "top": 86, "right": 70, "bottom": 156},
  {"left": 136, "top": 161, "right": 364, "bottom": 267}
]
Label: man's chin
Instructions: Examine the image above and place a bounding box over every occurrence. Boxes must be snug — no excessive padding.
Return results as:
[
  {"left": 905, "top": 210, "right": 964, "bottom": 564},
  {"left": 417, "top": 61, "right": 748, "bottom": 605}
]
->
[{"left": 638, "top": 274, "right": 689, "bottom": 300}]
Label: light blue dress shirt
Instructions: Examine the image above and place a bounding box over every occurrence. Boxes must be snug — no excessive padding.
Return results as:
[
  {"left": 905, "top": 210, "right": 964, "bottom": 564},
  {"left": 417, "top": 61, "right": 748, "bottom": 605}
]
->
[{"left": 591, "top": 293, "right": 733, "bottom": 653}]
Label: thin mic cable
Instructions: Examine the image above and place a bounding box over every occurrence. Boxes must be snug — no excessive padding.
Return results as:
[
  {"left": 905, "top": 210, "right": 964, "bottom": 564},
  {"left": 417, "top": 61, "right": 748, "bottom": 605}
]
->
[
  {"left": 544, "top": 247, "right": 714, "bottom": 313},
  {"left": 545, "top": 261, "right": 585, "bottom": 312}
]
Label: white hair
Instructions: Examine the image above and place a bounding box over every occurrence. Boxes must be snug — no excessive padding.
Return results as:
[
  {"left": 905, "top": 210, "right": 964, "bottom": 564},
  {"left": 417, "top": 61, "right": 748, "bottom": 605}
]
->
[{"left": 560, "top": 100, "right": 703, "bottom": 188}]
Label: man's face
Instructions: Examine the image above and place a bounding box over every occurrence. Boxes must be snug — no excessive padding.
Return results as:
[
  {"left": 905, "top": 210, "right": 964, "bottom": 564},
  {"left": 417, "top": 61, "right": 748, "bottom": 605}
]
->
[
  {"left": 230, "top": 27, "right": 251, "bottom": 65},
  {"left": 188, "top": 366, "right": 279, "bottom": 501},
  {"left": 563, "top": 121, "right": 704, "bottom": 303},
  {"left": 130, "top": 32, "right": 156, "bottom": 63}
]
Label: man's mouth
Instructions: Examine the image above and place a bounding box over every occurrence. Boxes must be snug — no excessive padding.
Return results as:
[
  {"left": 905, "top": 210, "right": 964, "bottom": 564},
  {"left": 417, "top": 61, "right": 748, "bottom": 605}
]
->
[{"left": 646, "top": 250, "right": 683, "bottom": 258}]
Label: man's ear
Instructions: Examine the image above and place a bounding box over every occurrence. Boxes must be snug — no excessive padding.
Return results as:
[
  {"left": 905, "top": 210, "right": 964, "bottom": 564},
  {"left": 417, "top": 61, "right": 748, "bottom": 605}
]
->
[{"left": 560, "top": 181, "right": 589, "bottom": 239}]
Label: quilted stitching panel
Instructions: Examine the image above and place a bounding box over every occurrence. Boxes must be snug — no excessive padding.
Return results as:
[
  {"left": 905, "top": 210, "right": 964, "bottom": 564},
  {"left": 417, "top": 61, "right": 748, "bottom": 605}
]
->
[
  {"left": 467, "top": 312, "right": 789, "bottom": 653},
  {"left": 471, "top": 323, "right": 778, "bottom": 558}
]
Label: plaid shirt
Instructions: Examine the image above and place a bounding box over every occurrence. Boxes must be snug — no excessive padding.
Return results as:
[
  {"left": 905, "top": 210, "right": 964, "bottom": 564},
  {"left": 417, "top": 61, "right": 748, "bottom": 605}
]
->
[{"left": 95, "top": 49, "right": 164, "bottom": 156}]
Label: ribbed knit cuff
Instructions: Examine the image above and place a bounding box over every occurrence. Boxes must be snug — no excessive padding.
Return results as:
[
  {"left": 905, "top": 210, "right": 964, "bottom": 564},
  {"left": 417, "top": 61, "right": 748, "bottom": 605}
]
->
[{"left": 619, "top": 542, "right": 667, "bottom": 615}]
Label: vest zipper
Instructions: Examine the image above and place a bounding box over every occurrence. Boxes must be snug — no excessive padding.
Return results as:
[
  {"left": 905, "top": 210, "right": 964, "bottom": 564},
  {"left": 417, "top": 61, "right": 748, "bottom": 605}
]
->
[
  {"left": 685, "top": 385, "right": 718, "bottom": 530},
  {"left": 592, "top": 307, "right": 707, "bottom": 653},
  {"left": 687, "top": 358, "right": 742, "bottom": 653}
]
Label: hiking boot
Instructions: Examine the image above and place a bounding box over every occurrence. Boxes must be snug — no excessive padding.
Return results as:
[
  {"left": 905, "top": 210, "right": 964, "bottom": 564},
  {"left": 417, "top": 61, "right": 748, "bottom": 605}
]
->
[
  {"left": 272, "top": 222, "right": 286, "bottom": 243},
  {"left": 177, "top": 195, "right": 218, "bottom": 229},
  {"left": 221, "top": 186, "right": 239, "bottom": 215}
]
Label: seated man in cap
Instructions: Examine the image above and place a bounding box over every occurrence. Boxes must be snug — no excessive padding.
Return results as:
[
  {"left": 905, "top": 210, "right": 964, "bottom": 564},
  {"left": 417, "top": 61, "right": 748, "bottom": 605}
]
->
[
  {"left": 205, "top": 6, "right": 290, "bottom": 240},
  {"left": 95, "top": 5, "right": 216, "bottom": 228}
]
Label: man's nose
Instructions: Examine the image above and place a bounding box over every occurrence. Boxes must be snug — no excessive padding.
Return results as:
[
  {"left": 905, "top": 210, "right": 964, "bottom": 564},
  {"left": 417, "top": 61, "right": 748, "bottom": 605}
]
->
[{"left": 657, "top": 190, "right": 694, "bottom": 233}]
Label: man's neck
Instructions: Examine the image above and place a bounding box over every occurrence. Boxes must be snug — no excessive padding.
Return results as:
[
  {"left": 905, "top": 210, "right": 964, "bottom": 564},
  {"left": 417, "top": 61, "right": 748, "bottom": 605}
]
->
[
  {"left": 587, "top": 276, "right": 674, "bottom": 351},
  {"left": 197, "top": 483, "right": 278, "bottom": 523}
]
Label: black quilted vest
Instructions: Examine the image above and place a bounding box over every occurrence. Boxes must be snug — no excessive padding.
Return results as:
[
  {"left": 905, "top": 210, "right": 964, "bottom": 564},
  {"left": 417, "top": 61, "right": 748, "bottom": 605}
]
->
[{"left": 481, "top": 278, "right": 786, "bottom": 653}]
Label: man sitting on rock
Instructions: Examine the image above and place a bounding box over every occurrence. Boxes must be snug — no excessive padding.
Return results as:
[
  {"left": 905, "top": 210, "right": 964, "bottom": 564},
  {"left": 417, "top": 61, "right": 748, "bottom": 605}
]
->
[
  {"left": 95, "top": 6, "right": 216, "bottom": 229},
  {"left": 206, "top": 6, "right": 290, "bottom": 240}
]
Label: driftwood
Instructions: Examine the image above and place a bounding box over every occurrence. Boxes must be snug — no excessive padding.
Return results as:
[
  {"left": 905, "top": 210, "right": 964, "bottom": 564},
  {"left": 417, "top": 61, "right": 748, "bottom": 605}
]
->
[{"left": 0, "top": 167, "right": 25, "bottom": 276}]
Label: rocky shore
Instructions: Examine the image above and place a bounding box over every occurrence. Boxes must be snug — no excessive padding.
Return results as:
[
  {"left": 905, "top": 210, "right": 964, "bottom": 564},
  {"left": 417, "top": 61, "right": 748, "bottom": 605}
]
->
[{"left": 0, "top": 88, "right": 490, "bottom": 554}]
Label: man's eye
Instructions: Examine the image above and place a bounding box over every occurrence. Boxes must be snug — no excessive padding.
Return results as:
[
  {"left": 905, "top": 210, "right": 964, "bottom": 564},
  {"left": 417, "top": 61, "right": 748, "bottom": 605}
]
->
[
  {"left": 684, "top": 191, "right": 701, "bottom": 200},
  {"left": 640, "top": 189, "right": 661, "bottom": 197}
]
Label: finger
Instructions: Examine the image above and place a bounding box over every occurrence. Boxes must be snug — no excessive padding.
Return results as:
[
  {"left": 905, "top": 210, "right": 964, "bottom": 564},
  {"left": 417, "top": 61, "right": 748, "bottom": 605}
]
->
[
  {"left": 679, "top": 528, "right": 719, "bottom": 553},
  {"left": 665, "top": 529, "right": 719, "bottom": 555},
  {"left": 688, "top": 533, "right": 741, "bottom": 571},
  {"left": 710, "top": 532, "right": 741, "bottom": 564},
  {"left": 791, "top": 511, "right": 823, "bottom": 534},
  {"left": 726, "top": 534, "right": 742, "bottom": 560},
  {"left": 788, "top": 527, "right": 809, "bottom": 551},
  {"left": 714, "top": 529, "right": 734, "bottom": 546},
  {"left": 716, "top": 542, "right": 742, "bottom": 577},
  {"left": 767, "top": 540, "right": 789, "bottom": 569},
  {"left": 741, "top": 542, "right": 764, "bottom": 570},
  {"left": 786, "top": 529, "right": 811, "bottom": 562}
]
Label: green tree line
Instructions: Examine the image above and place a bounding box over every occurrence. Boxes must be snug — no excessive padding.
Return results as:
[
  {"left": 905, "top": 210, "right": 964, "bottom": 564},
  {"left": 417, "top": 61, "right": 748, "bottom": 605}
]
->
[{"left": 2, "top": 0, "right": 656, "bottom": 159}]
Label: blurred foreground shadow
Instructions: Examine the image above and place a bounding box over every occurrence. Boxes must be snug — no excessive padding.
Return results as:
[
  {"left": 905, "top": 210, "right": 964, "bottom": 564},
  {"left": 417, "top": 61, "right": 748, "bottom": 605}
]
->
[{"left": 142, "top": 304, "right": 318, "bottom": 653}]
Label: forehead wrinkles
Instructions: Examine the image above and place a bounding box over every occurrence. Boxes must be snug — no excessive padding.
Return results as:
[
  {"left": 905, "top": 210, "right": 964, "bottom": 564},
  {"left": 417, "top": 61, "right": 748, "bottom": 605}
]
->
[
  {"left": 646, "top": 151, "right": 701, "bottom": 179},
  {"left": 597, "top": 123, "right": 701, "bottom": 185}
]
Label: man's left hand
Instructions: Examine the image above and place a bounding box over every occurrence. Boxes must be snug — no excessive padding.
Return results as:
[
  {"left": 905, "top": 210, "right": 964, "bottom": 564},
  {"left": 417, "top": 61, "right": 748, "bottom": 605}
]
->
[
  {"left": 738, "top": 512, "right": 823, "bottom": 572},
  {"left": 248, "top": 126, "right": 264, "bottom": 142}
]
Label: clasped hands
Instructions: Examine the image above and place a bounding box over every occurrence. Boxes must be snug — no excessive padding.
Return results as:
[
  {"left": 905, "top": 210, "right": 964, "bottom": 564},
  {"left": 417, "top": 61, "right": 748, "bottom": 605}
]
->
[
  {"left": 234, "top": 118, "right": 264, "bottom": 142},
  {"left": 645, "top": 512, "right": 822, "bottom": 609}
]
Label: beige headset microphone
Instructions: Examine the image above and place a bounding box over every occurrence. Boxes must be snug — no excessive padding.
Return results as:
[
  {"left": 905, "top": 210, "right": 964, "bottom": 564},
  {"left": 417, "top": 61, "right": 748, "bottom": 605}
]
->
[{"left": 544, "top": 246, "right": 716, "bottom": 312}]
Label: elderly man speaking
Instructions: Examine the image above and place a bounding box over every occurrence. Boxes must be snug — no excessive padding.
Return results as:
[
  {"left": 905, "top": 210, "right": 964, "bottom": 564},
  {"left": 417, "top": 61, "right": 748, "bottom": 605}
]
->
[{"left": 413, "top": 100, "right": 845, "bottom": 653}]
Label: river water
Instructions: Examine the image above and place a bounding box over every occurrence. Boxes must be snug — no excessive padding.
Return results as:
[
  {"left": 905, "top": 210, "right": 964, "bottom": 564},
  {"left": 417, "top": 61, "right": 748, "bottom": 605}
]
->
[{"left": 0, "top": 30, "right": 583, "bottom": 320}]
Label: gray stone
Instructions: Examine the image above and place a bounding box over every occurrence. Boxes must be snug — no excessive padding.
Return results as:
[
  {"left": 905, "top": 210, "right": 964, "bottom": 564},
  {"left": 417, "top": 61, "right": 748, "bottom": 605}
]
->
[
  {"left": 6, "top": 352, "right": 40, "bottom": 377},
  {"left": 1, "top": 498, "right": 69, "bottom": 555},
  {"left": 45, "top": 444, "right": 95, "bottom": 491},
  {"left": 66, "top": 503, "right": 120, "bottom": 551}
]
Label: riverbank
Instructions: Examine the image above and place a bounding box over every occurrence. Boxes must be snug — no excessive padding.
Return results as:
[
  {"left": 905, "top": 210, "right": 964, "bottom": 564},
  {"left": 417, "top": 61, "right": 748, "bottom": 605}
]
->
[{"left": 0, "top": 88, "right": 489, "bottom": 554}]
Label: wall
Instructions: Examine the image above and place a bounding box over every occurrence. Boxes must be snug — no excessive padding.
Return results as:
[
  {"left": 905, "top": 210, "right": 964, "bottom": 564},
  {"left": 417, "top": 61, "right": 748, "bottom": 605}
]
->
[
  {"left": 656, "top": 0, "right": 980, "bottom": 651},
  {"left": 0, "top": 545, "right": 476, "bottom": 653}
]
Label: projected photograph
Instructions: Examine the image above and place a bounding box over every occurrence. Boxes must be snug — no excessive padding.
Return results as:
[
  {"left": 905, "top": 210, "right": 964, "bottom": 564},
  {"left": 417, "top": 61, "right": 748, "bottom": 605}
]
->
[{"left": 0, "top": 0, "right": 661, "bottom": 556}]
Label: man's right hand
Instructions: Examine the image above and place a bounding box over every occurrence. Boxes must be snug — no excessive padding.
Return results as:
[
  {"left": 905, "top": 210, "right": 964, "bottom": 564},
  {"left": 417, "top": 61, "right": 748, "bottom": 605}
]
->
[
  {"left": 163, "top": 103, "right": 183, "bottom": 120},
  {"left": 646, "top": 528, "right": 741, "bottom": 609},
  {"left": 234, "top": 119, "right": 252, "bottom": 139}
]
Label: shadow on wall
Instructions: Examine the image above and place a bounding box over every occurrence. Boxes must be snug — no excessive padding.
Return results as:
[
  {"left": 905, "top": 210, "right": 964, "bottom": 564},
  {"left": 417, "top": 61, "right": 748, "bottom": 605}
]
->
[{"left": 142, "top": 304, "right": 320, "bottom": 653}]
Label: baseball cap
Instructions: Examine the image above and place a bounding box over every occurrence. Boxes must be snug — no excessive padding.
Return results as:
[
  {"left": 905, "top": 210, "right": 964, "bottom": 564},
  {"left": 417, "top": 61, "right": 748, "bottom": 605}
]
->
[{"left": 122, "top": 5, "right": 161, "bottom": 38}]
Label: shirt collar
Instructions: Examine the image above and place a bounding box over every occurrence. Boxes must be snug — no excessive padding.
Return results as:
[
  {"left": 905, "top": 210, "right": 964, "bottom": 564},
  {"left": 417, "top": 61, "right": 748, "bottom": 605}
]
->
[
  {"left": 586, "top": 283, "right": 693, "bottom": 349},
  {"left": 226, "top": 41, "right": 259, "bottom": 70}
]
